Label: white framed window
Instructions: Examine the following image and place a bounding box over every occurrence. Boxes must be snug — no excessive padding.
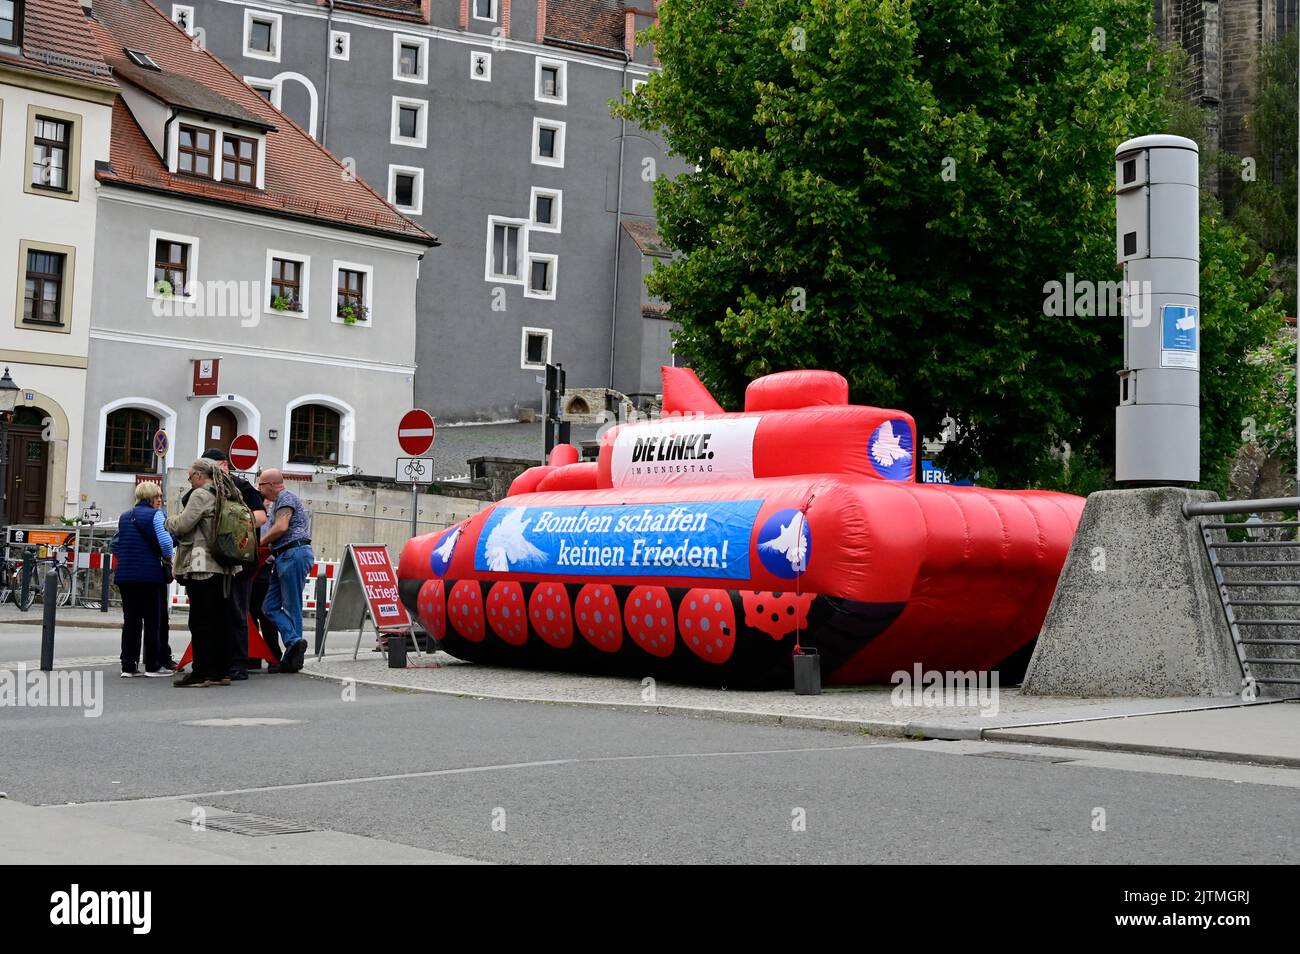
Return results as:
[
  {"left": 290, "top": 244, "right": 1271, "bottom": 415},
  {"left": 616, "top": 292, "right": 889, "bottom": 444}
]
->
[
  {"left": 520, "top": 327, "right": 551, "bottom": 370},
  {"left": 393, "top": 34, "right": 428, "bottom": 83},
  {"left": 531, "top": 118, "right": 565, "bottom": 167},
  {"left": 472, "top": 0, "right": 497, "bottom": 22},
  {"left": 485, "top": 215, "right": 527, "bottom": 284},
  {"left": 529, "top": 186, "right": 561, "bottom": 233},
  {"left": 96, "top": 397, "right": 178, "bottom": 482},
  {"left": 242, "top": 10, "right": 281, "bottom": 63},
  {"left": 470, "top": 50, "right": 491, "bottom": 81},
  {"left": 171, "top": 5, "right": 195, "bottom": 35},
  {"left": 390, "top": 96, "right": 427, "bottom": 147},
  {"left": 331, "top": 260, "right": 374, "bottom": 325},
  {"left": 264, "top": 249, "right": 310, "bottom": 318},
  {"left": 388, "top": 164, "right": 423, "bottom": 215},
  {"left": 631, "top": 77, "right": 647, "bottom": 95},
  {"left": 282, "top": 394, "right": 355, "bottom": 474},
  {"left": 245, "top": 77, "right": 279, "bottom": 105},
  {"left": 329, "top": 30, "right": 350, "bottom": 60},
  {"left": 146, "top": 229, "right": 199, "bottom": 301},
  {"left": 535, "top": 57, "right": 567, "bottom": 105},
  {"left": 525, "top": 253, "right": 557, "bottom": 300}
]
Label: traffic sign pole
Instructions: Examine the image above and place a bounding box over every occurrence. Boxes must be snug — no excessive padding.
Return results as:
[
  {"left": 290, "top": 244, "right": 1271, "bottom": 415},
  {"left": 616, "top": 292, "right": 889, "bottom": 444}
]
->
[
  {"left": 153, "top": 429, "right": 169, "bottom": 510},
  {"left": 397, "top": 411, "right": 436, "bottom": 539}
]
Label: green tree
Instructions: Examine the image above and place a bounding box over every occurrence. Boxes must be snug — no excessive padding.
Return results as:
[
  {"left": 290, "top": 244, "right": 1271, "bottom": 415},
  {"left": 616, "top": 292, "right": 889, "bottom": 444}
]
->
[
  {"left": 1230, "top": 28, "right": 1297, "bottom": 313},
  {"left": 618, "top": 0, "right": 1282, "bottom": 491}
]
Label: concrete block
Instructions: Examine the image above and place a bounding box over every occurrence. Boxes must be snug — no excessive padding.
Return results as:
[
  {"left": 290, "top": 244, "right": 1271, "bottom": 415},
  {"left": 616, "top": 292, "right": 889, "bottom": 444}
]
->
[{"left": 1023, "top": 487, "right": 1242, "bottom": 698}]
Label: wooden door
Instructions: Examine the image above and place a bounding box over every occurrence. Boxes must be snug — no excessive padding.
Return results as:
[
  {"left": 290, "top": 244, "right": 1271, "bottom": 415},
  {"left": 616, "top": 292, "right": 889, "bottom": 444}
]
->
[
  {"left": 205, "top": 407, "right": 239, "bottom": 455},
  {"left": 5, "top": 427, "right": 48, "bottom": 524}
]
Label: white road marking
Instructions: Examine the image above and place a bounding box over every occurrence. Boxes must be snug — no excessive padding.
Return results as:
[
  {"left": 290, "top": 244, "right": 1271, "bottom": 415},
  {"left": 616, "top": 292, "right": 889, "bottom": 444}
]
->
[{"left": 51, "top": 743, "right": 878, "bottom": 807}]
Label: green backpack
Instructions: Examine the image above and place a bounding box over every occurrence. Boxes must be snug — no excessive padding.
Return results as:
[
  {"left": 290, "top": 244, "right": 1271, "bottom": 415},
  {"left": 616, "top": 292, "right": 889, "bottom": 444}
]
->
[{"left": 210, "top": 474, "right": 256, "bottom": 569}]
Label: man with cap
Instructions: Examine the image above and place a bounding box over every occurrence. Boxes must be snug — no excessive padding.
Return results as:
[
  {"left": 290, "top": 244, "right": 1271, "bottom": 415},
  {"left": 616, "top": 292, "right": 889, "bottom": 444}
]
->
[{"left": 196, "top": 448, "right": 267, "bottom": 679}]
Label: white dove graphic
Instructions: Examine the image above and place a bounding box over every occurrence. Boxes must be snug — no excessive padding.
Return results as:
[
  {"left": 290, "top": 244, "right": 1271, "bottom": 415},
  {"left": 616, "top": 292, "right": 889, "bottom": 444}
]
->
[
  {"left": 483, "top": 508, "right": 547, "bottom": 572},
  {"left": 432, "top": 526, "right": 461, "bottom": 568},
  {"left": 871, "top": 421, "right": 912, "bottom": 468},
  {"left": 759, "top": 512, "right": 808, "bottom": 573}
]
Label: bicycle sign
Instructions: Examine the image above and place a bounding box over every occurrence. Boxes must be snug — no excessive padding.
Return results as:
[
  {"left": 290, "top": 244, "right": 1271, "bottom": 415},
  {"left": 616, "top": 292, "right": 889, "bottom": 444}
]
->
[{"left": 396, "top": 458, "right": 434, "bottom": 485}]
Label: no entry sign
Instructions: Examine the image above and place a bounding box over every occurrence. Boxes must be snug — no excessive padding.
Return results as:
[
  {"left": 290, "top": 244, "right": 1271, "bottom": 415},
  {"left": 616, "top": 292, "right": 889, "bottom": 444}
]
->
[
  {"left": 229, "top": 434, "right": 259, "bottom": 471},
  {"left": 398, "top": 409, "right": 435, "bottom": 456}
]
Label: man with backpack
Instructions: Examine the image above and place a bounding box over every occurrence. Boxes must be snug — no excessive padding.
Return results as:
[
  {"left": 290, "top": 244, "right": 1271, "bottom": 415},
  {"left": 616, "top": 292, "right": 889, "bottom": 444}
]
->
[
  {"left": 167, "top": 459, "right": 242, "bottom": 687},
  {"left": 257, "top": 468, "right": 313, "bottom": 674},
  {"left": 198, "top": 449, "right": 266, "bottom": 680}
]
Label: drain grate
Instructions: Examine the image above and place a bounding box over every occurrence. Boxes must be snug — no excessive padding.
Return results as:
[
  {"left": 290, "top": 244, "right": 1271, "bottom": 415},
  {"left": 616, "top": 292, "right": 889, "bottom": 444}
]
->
[
  {"left": 967, "top": 750, "right": 1077, "bottom": 764},
  {"left": 179, "top": 813, "right": 318, "bottom": 837}
]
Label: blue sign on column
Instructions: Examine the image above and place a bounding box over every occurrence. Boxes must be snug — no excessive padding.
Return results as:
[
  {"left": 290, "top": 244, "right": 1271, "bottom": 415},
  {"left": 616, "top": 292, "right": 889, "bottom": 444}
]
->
[{"left": 1160, "top": 304, "right": 1198, "bottom": 370}]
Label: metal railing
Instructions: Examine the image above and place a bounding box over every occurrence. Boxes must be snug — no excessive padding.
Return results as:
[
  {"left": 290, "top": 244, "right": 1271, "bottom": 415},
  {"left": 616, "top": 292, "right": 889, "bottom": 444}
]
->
[{"left": 1183, "top": 497, "right": 1300, "bottom": 695}]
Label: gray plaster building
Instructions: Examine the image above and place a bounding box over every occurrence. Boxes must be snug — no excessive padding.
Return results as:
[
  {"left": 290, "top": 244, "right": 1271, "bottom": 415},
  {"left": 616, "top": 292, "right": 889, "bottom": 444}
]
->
[
  {"left": 80, "top": 0, "right": 434, "bottom": 513},
  {"left": 173, "top": 0, "right": 684, "bottom": 421}
]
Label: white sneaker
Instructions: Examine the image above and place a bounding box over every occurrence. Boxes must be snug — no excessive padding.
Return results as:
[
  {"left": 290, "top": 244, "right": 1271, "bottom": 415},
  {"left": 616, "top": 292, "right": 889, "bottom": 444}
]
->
[
  {"left": 144, "top": 668, "right": 175, "bottom": 678},
  {"left": 120, "top": 671, "right": 142, "bottom": 678}
]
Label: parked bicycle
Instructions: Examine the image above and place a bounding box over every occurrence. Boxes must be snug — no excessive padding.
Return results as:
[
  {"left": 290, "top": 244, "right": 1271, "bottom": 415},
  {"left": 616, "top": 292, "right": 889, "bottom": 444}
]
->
[{"left": 0, "top": 546, "right": 72, "bottom": 609}]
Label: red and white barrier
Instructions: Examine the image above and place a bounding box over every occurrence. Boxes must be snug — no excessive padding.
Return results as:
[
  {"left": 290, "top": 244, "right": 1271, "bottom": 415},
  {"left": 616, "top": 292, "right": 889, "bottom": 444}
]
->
[{"left": 167, "top": 561, "right": 338, "bottom": 610}]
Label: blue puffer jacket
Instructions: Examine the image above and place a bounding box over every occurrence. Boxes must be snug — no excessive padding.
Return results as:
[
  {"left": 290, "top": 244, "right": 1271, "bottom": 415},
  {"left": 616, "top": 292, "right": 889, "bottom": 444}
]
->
[{"left": 115, "top": 503, "right": 175, "bottom": 584}]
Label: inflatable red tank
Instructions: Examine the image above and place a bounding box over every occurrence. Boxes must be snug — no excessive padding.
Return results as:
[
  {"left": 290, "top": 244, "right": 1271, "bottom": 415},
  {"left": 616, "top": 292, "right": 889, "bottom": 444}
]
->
[{"left": 397, "top": 368, "right": 1085, "bottom": 687}]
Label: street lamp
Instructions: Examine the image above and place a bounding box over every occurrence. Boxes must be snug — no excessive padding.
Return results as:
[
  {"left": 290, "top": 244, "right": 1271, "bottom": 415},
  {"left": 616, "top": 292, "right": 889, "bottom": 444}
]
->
[{"left": 0, "top": 367, "right": 21, "bottom": 542}]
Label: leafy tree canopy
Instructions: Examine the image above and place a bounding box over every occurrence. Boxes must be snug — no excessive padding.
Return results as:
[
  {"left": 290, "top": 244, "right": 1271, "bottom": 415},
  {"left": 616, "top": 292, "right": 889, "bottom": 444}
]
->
[{"left": 617, "top": 0, "right": 1283, "bottom": 491}]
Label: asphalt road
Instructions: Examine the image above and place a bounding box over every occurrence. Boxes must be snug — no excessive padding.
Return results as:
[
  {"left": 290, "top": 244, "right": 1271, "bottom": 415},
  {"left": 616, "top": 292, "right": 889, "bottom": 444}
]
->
[{"left": 3, "top": 658, "right": 1299, "bottom": 863}]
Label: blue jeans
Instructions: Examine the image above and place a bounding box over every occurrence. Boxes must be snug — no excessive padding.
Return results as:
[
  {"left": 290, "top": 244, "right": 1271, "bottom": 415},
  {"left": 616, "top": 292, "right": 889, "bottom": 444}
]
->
[{"left": 264, "top": 545, "right": 313, "bottom": 647}]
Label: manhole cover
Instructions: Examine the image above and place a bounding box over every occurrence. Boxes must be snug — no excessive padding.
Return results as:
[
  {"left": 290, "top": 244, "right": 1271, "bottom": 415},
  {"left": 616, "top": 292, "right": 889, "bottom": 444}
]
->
[
  {"left": 179, "top": 813, "right": 318, "bottom": 837},
  {"left": 181, "top": 718, "right": 304, "bottom": 727},
  {"left": 967, "top": 750, "right": 1076, "bottom": 764}
]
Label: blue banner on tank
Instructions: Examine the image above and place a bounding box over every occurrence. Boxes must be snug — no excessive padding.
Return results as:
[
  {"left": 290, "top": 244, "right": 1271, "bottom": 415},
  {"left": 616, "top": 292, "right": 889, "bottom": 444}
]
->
[{"left": 473, "top": 500, "right": 763, "bottom": 580}]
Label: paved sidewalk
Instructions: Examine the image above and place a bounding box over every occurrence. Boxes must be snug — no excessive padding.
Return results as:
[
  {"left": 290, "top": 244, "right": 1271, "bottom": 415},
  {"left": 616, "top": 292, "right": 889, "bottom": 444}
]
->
[
  {"left": 0, "top": 797, "right": 476, "bottom": 864},
  {"left": 987, "top": 702, "right": 1300, "bottom": 768},
  {"left": 301, "top": 649, "right": 1258, "bottom": 741}
]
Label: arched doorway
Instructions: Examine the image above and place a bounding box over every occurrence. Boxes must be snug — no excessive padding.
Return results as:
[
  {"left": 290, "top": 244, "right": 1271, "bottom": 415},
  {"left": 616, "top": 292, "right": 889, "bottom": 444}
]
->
[
  {"left": 5, "top": 406, "right": 50, "bottom": 524},
  {"left": 204, "top": 407, "right": 239, "bottom": 455}
]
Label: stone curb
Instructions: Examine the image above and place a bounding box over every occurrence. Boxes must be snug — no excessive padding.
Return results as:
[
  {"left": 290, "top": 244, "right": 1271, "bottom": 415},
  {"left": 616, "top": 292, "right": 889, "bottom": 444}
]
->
[
  {"left": 299, "top": 661, "right": 1288, "bottom": 758},
  {"left": 983, "top": 728, "right": 1300, "bottom": 770},
  {"left": 299, "top": 662, "right": 918, "bottom": 737}
]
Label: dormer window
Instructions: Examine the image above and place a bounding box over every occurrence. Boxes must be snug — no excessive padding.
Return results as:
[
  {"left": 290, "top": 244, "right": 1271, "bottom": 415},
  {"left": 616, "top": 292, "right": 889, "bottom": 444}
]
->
[
  {"left": 125, "top": 48, "right": 161, "bottom": 71},
  {"left": 177, "top": 124, "right": 214, "bottom": 177},
  {"left": 1, "top": 0, "right": 23, "bottom": 45},
  {"left": 221, "top": 134, "right": 257, "bottom": 186}
]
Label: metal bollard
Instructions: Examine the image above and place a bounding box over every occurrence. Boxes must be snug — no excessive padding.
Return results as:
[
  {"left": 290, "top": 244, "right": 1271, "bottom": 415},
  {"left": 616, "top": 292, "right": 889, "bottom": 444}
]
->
[
  {"left": 40, "top": 569, "right": 57, "bottom": 671},
  {"left": 313, "top": 567, "right": 327, "bottom": 656},
  {"left": 19, "top": 550, "right": 34, "bottom": 612},
  {"left": 100, "top": 558, "right": 111, "bottom": 613}
]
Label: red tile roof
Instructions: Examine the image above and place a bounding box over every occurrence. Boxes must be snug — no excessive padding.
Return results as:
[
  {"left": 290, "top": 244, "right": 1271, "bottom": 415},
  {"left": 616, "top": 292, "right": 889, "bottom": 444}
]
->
[
  {"left": 0, "top": 0, "right": 116, "bottom": 89},
  {"left": 622, "top": 219, "right": 667, "bottom": 255},
  {"left": 310, "top": 0, "right": 637, "bottom": 58},
  {"left": 89, "top": 0, "right": 435, "bottom": 245},
  {"left": 330, "top": 0, "right": 426, "bottom": 22},
  {"left": 543, "top": 0, "right": 626, "bottom": 56}
]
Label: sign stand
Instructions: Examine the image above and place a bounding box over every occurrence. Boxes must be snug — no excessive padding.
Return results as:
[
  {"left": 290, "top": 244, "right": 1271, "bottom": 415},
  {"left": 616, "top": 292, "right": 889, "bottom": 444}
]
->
[{"left": 321, "top": 544, "right": 417, "bottom": 662}]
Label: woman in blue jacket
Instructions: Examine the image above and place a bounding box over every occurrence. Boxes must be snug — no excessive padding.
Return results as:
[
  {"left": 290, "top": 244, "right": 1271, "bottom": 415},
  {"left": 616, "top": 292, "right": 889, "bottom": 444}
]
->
[{"left": 116, "top": 482, "right": 174, "bottom": 677}]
